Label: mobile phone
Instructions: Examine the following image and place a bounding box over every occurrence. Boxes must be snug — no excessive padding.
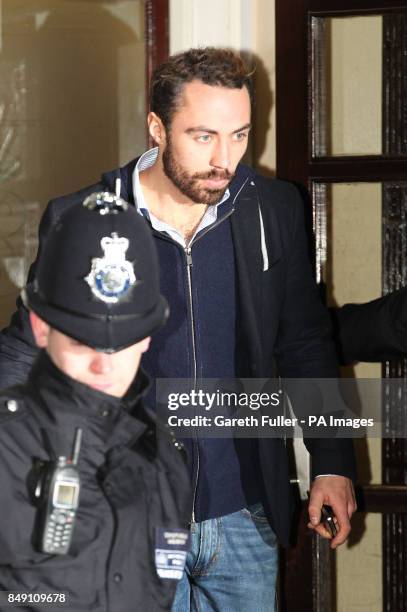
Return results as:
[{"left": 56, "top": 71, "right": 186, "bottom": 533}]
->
[
  {"left": 306, "top": 491, "right": 338, "bottom": 538},
  {"left": 37, "top": 458, "right": 80, "bottom": 554},
  {"left": 35, "top": 429, "right": 82, "bottom": 555},
  {"left": 321, "top": 504, "right": 337, "bottom": 538}
]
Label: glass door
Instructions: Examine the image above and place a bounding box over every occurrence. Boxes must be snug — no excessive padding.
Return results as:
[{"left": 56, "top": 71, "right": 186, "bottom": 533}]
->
[{"left": 276, "top": 2, "right": 407, "bottom": 611}]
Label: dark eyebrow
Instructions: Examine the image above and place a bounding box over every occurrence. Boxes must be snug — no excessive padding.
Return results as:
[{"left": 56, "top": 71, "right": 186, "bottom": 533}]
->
[
  {"left": 232, "top": 123, "right": 251, "bottom": 134},
  {"left": 185, "top": 127, "right": 218, "bottom": 135},
  {"left": 185, "top": 123, "right": 252, "bottom": 135}
]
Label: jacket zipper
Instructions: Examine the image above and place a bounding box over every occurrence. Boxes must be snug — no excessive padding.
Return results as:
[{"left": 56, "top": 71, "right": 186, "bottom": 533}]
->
[
  {"left": 185, "top": 247, "right": 197, "bottom": 382},
  {"left": 153, "top": 175, "right": 250, "bottom": 529},
  {"left": 184, "top": 245, "right": 199, "bottom": 528},
  {"left": 185, "top": 206, "right": 237, "bottom": 529}
]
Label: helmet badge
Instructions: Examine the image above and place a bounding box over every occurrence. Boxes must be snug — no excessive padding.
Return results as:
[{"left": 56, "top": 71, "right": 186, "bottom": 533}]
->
[{"left": 85, "top": 232, "right": 136, "bottom": 303}]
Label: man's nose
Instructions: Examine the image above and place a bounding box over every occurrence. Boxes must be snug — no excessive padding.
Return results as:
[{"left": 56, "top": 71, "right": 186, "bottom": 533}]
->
[
  {"left": 210, "top": 139, "right": 231, "bottom": 171},
  {"left": 91, "top": 352, "right": 113, "bottom": 374}
]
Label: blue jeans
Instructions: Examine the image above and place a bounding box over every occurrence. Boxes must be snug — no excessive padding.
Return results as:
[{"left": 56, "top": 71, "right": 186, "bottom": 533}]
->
[{"left": 171, "top": 503, "right": 279, "bottom": 612}]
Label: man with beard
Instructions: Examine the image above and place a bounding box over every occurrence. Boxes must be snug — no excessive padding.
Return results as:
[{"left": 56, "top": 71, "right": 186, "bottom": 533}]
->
[{"left": 0, "top": 48, "right": 356, "bottom": 611}]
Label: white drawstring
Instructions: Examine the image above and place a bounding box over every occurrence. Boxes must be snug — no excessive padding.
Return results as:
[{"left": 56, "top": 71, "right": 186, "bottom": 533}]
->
[
  {"left": 115, "top": 177, "right": 121, "bottom": 198},
  {"left": 258, "top": 203, "right": 269, "bottom": 272}
]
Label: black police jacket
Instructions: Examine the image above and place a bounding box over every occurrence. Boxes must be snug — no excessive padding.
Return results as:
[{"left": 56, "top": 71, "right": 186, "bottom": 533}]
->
[{"left": 0, "top": 351, "right": 191, "bottom": 612}]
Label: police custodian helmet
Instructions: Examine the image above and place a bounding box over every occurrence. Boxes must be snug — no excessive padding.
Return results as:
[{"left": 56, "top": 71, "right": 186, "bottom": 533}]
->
[{"left": 22, "top": 190, "right": 168, "bottom": 352}]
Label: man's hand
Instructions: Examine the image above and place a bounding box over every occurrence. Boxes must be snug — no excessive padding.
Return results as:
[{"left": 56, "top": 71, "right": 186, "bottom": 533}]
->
[{"left": 307, "top": 475, "right": 356, "bottom": 549}]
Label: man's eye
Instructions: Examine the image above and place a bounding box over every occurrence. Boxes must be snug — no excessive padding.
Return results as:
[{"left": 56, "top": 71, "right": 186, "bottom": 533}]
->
[
  {"left": 234, "top": 132, "right": 248, "bottom": 141},
  {"left": 197, "top": 134, "right": 212, "bottom": 143}
]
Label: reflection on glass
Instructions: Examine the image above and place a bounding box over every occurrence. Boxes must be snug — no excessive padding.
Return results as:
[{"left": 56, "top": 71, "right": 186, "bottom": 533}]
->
[
  {"left": 324, "top": 182, "right": 382, "bottom": 305},
  {"left": 0, "top": 0, "right": 146, "bottom": 326},
  {"left": 312, "top": 16, "right": 383, "bottom": 157}
]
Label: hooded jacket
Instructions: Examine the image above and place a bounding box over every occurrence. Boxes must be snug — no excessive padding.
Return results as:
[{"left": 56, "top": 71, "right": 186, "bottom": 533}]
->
[
  {"left": 0, "top": 351, "right": 191, "bottom": 612},
  {"left": 0, "top": 159, "right": 356, "bottom": 545}
]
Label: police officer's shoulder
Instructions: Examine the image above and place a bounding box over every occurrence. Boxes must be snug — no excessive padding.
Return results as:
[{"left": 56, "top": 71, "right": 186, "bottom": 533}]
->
[{"left": 0, "top": 388, "right": 28, "bottom": 425}]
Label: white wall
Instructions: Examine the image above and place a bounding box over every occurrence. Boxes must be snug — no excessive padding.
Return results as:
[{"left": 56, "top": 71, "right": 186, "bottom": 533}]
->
[{"left": 170, "top": 0, "right": 252, "bottom": 55}]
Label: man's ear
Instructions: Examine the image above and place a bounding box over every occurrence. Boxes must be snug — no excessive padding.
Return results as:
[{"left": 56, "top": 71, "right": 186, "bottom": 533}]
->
[
  {"left": 29, "top": 311, "right": 50, "bottom": 348},
  {"left": 147, "top": 112, "right": 167, "bottom": 146}
]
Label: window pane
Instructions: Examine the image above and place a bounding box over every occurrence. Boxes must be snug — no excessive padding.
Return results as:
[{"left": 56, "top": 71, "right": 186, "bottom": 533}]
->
[
  {"left": 0, "top": 0, "right": 146, "bottom": 326},
  {"left": 312, "top": 16, "right": 383, "bottom": 157}
]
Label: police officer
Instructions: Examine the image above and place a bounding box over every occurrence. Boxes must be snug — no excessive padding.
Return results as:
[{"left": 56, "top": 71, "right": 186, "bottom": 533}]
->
[{"left": 0, "top": 191, "right": 191, "bottom": 612}]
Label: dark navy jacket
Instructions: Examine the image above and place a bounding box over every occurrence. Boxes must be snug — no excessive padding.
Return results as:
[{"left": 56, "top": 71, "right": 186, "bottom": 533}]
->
[
  {"left": 141, "top": 195, "right": 259, "bottom": 523},
  {"left": 0, "top": 159, "right": 356, "bottom": 546}
]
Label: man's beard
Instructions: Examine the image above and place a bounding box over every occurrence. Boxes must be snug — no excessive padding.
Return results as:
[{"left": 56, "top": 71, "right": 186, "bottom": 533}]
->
[{"left": 162, "top": 139, "right": 234, "bottom": 206}]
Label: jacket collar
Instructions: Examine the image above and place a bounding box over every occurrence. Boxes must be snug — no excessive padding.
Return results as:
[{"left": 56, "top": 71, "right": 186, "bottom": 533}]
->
[{"left": 27, "top": 351, "right": 152, "bottom": 460}]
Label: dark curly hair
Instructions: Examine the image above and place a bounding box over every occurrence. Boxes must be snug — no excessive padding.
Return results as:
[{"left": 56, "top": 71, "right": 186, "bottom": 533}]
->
[{"left": 150, "top": 47, "right": 254, "bottom": 129}]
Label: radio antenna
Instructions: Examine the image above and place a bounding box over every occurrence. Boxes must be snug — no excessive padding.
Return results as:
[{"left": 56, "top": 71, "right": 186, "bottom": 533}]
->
[{"left": 71, "top": 428, "right": 83, "bottom": 465}]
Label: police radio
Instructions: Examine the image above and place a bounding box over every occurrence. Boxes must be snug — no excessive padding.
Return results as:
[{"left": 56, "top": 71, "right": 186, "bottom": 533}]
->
[{"left": 35, "top": 428, "right": 82, "bottom": 555}]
